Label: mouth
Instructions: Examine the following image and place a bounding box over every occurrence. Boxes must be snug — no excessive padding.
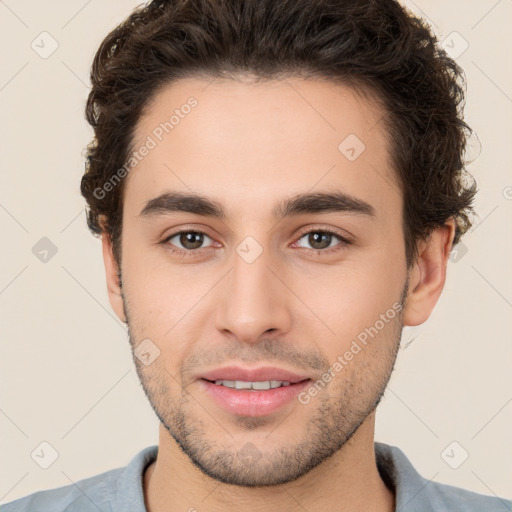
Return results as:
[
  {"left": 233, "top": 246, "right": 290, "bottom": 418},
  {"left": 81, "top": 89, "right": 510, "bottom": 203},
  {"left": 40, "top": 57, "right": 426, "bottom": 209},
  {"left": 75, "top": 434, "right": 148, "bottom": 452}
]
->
[
  {"left": 197, "top": 366, "right": 312, "bottom": 417},
  {"left": 206, "top": 379, "right": 294, "bottom": 390}
]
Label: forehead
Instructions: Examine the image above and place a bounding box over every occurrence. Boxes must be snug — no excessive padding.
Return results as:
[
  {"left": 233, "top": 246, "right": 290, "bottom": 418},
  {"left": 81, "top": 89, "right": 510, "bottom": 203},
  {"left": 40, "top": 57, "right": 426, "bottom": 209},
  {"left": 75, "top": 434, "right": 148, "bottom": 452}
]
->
[{"left": 126, "top": 76, "right": 399, "bottom": 220}]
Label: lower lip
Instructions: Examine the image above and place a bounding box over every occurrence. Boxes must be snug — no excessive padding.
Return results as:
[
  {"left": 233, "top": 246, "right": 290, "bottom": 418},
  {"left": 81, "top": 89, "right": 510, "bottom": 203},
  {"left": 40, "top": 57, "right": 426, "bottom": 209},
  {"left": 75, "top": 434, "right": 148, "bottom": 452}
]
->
[{"left": 199, "top": 379, "right": 311, "bottom": 417}]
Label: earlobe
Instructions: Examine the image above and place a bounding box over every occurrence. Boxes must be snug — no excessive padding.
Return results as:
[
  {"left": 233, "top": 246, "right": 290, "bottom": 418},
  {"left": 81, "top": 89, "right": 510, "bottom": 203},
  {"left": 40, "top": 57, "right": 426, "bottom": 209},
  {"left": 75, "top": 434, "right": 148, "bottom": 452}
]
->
[
  {"left": 403, "top": 220, "right": 456, "bottom": 327},
  {"left": 101, "top": 234, "right": 127, "bottom": 323}
]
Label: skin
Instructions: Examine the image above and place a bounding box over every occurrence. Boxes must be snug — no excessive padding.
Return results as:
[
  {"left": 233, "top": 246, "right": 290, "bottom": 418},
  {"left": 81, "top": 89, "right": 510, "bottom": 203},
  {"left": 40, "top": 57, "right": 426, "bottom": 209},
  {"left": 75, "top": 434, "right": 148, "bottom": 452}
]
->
[{"left": 101, "top": 76, "right": 455, "bottom": 512}]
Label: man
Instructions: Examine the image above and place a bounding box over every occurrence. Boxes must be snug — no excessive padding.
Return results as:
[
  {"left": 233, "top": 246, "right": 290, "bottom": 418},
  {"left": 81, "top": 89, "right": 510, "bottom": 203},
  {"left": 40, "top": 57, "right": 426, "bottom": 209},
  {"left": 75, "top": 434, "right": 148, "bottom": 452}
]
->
[{"left": 3, "top": 0, "right": 510, "bottom": 510}]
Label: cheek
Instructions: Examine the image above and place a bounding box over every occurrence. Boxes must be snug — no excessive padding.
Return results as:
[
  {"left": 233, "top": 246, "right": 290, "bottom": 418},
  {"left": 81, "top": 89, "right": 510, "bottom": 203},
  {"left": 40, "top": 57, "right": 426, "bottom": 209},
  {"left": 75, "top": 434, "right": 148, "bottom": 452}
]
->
[
  {"left": 122, "top": 237, "right": 194, "bottom": 316},
  {"left": 291, "top": 255, "right": 405, "bottom": 360},
  {"left": 121, "top": 251, "right": 217, "bottom": 362}
]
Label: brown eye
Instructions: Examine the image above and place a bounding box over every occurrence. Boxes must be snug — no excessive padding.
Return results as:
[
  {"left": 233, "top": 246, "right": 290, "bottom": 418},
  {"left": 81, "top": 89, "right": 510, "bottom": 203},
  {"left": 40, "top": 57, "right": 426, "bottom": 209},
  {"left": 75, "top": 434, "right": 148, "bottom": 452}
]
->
[
  {"left": 179, "top": 232, "right": 204, "bottom": 249},
  {"left": 293, "top": 229, "right": 351, "bottom": 254},
  {"left": 164, "top": 230, "right": 213, "bottom": 251},
  {"left": 307, "top": 232, "right": 333, "bottom": 250}
]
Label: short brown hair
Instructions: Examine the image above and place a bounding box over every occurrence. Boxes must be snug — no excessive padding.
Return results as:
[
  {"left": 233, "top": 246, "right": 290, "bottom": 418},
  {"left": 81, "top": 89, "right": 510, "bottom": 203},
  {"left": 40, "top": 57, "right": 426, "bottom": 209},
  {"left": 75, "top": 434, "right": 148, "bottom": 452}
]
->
[{"left": 81, "top": 0, "right": 476, "bottom": 267}]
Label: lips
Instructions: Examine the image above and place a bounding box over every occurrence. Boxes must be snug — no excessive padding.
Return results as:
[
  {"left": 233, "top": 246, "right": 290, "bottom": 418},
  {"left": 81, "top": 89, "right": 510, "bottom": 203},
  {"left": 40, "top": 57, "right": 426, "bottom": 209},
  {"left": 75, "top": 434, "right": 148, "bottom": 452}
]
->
[
  {"left": 200, "top": 366, "right": 310, "bottom": 384},
  {"left": 198, "top": 366, "right": 311, "bottom": 417}
]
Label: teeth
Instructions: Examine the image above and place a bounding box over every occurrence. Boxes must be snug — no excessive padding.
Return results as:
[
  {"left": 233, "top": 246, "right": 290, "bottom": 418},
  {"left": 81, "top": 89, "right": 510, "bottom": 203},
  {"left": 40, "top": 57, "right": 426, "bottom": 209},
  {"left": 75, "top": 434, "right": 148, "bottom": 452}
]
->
[
  {"left": 213, "top": 380, "right": 291, "bottom": 390},
  {"left": 252, "top": 381, "right": 271, "bottom": 390}
]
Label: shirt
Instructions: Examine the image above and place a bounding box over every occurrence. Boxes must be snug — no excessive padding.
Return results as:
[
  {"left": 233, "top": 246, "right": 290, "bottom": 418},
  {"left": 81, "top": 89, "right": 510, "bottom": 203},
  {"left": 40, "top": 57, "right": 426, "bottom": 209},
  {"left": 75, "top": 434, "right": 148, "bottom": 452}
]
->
[{"left": 2, "top": 442, "right": 510, "bottom": 511}]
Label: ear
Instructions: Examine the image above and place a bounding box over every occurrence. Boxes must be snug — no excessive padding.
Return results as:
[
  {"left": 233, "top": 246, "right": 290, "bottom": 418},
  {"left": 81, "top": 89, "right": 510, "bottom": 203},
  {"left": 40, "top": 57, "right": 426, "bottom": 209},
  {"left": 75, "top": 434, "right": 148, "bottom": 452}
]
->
[
  {"left": 403, "top": 219, "right": 456, "bottom": 326},
  {"left": 101, "top": 233, "right": 127, "bottom": 323}
]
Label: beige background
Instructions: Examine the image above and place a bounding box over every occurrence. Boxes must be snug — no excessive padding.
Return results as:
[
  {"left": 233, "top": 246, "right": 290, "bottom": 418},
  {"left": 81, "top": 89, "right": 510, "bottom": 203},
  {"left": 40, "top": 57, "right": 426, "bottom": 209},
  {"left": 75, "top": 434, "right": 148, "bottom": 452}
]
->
[{"left": 1, "top": 0, "right": 511, "bottom": 505}]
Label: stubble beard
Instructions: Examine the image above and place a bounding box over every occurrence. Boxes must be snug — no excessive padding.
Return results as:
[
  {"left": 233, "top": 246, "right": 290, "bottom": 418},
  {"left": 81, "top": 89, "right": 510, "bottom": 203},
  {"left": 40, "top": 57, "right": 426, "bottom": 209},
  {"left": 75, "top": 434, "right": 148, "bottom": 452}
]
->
[{"left": 123, "top": 283, "right": 407, "bottom": 487}]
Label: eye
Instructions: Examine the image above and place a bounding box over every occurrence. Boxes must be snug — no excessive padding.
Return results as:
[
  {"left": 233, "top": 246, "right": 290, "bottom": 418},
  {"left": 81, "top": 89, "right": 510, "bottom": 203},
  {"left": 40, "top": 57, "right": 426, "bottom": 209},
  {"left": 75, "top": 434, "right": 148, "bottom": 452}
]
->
[
  {"left": 162, "top": 229, "right": 216, "bottom": 255},
  {"left": 293, "top": 228, "right": 351, "bottom": 254},
  {"left": 161, "top": 227, "right": 351, "bottom": 258}
]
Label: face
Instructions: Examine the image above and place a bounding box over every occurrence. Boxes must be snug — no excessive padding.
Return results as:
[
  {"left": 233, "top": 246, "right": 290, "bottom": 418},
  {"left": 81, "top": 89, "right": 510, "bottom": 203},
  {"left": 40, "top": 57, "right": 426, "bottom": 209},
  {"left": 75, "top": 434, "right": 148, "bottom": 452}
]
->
[{"left": 111, "top": 77, "right": 411, "bottom": 486}]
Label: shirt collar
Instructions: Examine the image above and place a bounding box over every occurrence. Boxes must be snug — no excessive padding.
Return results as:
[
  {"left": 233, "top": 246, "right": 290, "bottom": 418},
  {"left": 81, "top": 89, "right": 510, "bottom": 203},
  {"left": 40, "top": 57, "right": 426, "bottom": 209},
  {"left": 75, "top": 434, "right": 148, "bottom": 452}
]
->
[{"left": 375, "top": 441, "right": 435, "bottom": 511}]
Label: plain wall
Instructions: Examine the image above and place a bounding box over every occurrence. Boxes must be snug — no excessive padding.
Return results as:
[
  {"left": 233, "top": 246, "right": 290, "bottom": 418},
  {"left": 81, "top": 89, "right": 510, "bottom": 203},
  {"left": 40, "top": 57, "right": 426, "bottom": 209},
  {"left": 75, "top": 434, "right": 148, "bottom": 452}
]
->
[{"left": 1, "top": 0, "right": 511, "bottom": 504}]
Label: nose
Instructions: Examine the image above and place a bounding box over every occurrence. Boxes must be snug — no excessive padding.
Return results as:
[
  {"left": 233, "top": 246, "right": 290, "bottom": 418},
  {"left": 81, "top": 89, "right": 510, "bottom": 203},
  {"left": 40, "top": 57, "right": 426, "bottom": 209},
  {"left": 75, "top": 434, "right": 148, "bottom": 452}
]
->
[{"left": 214, "top": 245, "right": 293, "bottom": 344}]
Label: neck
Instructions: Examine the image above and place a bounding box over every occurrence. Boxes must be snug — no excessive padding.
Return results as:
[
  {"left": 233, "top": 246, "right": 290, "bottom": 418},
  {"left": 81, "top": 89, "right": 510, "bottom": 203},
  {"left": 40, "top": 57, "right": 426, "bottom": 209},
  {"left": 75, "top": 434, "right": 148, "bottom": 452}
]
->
[{"left": 143, "top": 413, "right": 395, "bottom": 512}]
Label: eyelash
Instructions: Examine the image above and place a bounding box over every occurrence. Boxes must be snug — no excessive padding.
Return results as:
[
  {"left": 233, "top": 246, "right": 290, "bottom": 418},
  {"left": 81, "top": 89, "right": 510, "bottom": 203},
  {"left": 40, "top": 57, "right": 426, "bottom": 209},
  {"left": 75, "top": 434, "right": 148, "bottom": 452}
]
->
[{"left": 161, "top": 227, "right": 351, "bottom": 257}]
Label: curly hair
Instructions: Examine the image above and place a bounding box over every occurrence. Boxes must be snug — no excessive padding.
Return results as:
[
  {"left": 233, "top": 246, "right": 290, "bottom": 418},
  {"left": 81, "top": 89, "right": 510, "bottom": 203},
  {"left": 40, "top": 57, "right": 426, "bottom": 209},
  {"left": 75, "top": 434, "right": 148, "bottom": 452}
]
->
[{"left": 81, "top": 0, "right": 476, "bottom": 267}]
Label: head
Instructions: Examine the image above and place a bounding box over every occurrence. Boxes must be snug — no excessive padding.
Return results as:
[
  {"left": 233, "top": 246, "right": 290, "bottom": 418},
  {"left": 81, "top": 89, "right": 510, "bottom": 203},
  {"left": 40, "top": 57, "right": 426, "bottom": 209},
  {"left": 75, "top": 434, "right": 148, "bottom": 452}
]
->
[{"left": 81, "top": 0, "right": 475, "bottom": 487}]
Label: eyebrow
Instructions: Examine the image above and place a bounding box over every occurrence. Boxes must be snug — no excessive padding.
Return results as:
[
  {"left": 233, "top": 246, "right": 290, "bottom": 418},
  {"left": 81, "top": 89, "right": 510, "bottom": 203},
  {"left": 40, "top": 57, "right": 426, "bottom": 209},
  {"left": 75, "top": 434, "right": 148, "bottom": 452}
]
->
[{"left": 139, "top": 190, "right": 375, "bottom": 220}]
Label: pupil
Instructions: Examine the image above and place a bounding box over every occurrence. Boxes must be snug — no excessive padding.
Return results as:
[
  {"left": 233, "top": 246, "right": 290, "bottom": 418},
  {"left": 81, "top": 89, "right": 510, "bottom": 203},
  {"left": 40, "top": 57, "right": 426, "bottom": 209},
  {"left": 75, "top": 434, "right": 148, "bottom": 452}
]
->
[
  {"left": 310, "top": 232, "right": 330, "bottom": 249},
  {"left": 181, "top": 232, "right": 203, "bottom": 249}
]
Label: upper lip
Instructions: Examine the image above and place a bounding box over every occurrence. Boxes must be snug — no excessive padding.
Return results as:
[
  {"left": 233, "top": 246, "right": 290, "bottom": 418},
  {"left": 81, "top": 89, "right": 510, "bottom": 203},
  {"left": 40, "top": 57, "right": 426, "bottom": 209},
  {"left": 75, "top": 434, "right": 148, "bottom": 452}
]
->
[{"left": 199, "top": 366, "right": 311, "bottom": 384}]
